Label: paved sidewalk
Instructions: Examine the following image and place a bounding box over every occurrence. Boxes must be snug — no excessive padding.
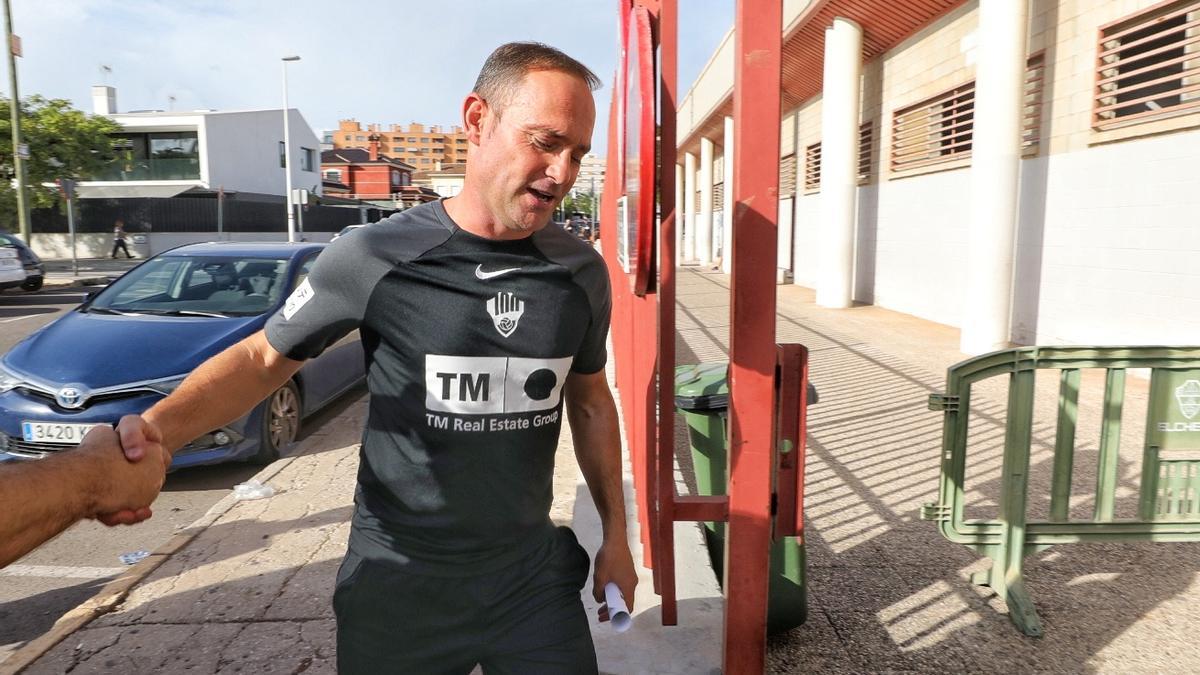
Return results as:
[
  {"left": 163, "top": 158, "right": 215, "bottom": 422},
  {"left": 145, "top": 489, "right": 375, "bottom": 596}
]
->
[{"left": 40, "top": 258, "right": 142, "bottom": 288}]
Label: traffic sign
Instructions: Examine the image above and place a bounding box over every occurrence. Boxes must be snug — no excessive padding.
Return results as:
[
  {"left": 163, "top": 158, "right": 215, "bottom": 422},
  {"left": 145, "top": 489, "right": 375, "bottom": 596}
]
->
[{"left": 56, "top": 178, "right": 76, "bottom": 200}]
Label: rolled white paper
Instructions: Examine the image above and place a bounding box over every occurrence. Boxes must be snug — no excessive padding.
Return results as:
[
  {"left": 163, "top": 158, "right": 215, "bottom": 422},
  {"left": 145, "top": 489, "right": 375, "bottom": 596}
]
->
[{"left": 604, "top": 581, "right": 632, "bottom": 633}]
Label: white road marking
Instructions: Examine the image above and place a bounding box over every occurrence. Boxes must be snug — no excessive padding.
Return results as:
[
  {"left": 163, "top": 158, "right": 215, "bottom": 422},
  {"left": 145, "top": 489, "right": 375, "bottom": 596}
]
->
[
  {"left": 0, "top": 564, "right": 127, "bottom": 579},
  {"left": 0, "top": 314, "right": 41, "bottom": 324}
]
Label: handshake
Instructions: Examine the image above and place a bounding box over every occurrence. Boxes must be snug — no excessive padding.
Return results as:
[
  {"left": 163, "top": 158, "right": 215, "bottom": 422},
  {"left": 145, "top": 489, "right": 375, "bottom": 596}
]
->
[{"left": 0, "top": 416, "right": 170, "bottom": 568}]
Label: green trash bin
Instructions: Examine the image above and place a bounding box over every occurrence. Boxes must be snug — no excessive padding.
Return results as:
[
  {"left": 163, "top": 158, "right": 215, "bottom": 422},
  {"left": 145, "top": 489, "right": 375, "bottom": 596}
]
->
[{"left": 674, "top": 362, "right": 810, "bottom": 634}]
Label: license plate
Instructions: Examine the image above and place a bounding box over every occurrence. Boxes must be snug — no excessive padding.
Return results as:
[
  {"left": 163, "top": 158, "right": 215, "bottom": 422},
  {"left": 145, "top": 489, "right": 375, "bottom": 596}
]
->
[{"left": 22, "top": 421, "right": 98, "bottom": 445}]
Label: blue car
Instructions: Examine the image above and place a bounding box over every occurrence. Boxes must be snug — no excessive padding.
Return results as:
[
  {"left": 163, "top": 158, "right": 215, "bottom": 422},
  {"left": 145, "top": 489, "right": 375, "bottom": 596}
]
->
[{"left": 0, "top": 242, "right": 364, "bottom": 469}]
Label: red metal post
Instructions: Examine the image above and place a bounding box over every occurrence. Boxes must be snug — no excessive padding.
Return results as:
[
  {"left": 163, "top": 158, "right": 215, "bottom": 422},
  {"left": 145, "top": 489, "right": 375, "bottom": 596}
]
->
[
  {"left": 655, "top": 0, "right": 679, "bottom": 622},
  {"left": 725, "top": 0, "right": 782, "bottom": 671}
]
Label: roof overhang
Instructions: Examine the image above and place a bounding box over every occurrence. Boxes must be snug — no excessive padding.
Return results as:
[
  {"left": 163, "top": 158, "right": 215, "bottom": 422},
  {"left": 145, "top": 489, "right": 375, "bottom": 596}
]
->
[{"left": 678, "top": 0, "right": 967, "bottom": 157}]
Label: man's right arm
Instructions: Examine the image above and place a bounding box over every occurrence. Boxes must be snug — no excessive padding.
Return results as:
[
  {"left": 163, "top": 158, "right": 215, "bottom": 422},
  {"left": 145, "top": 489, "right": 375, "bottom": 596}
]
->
[
  {"left": 100, "top": 331, "right": 303, "bottom": 526},
  {"left": 107, "top": 228, "right": 390, "bottom": 523},
  {"left": 134, "top": 330, "right": 303, "bottom": 455}
]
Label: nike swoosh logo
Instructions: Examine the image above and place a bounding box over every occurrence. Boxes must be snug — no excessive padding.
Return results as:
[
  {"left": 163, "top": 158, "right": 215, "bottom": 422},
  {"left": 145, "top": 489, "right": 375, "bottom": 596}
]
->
[{"left": 475, "top": 264, "right": 521, "bottom": 280}]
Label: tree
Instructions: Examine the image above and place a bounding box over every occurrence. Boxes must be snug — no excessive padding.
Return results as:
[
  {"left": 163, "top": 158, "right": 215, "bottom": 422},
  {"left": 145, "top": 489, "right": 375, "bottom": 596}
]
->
[
  {"left": 562, "top": 191, "right": 596, "bottom": 219},
  {"left": 0, "top": 96, "right": 122, "bottom": 225}
]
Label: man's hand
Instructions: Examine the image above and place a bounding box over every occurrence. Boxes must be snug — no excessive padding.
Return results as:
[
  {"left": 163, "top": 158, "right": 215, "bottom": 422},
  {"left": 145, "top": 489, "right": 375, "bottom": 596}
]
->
[
  {"left": 591, "top": 537, "right": 638, "bottom": 623},
  {"left": 91, "top": 415, "right": 170, "bottom": 526}
]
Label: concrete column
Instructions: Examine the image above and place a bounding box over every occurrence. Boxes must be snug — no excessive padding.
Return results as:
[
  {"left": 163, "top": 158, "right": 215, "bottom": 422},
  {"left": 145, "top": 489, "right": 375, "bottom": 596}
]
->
[
  {"left": 697, "top": 137, "right": 715, "bottom": 264},
  {"left": 816, "top": 17, "right": 863, "bottom": 309},
  {"left": 674, "top": 163, "right": 684, "bottom": 266},
  {"left": 683, "top": 151, "right": 697, "bottom": 261},
  {"left": 961, "top": 0, "right": 1029, "bottom": 354},
  {"left": 721, "top": 116, "right": 734, "bottom": 274}
]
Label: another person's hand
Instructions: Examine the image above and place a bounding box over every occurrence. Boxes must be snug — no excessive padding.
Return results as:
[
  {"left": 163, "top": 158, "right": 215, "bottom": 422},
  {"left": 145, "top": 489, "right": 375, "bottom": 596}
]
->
[
  {"left": 591, "top": 538, "right": 638, "bottom": 623},
  {"left": 92, "top": 416, "right": 170, "bottom": 526}
]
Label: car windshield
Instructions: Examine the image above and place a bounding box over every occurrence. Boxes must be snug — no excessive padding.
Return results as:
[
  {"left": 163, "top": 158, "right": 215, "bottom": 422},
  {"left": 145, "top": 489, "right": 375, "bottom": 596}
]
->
[{"left": 88, "top": 255, "right": 290, "bottom": 317}]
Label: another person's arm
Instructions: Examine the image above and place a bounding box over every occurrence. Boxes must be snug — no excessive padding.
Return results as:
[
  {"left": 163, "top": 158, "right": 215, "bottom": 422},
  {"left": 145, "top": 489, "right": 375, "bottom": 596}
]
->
[
  {"left": 565, "top": 370, "right": 638, "bottom": 620},
  {"left": 0, "top": 426, "right": 168, "bottom": 567}
]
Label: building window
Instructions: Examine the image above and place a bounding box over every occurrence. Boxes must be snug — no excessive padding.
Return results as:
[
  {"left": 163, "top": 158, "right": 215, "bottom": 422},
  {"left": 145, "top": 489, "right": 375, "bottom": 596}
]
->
[
  {"left": 301, "top": 147, "right": 315, "bottom": 172},
  {"left": 890, "top": 56, "right": 1044, "bottom": 173},
  {"left": 356, "top": 135, "right": 366, "bottom": 141},
  {"left": 393, "top": 137, "right": 403, "bottom": 143},
  {"left": 279, "top": 141, "right": 285, "bottom": 168},
  {"left": 780, "top": 153, "right": 797, "bottom": 196},
  {"left": 1094, "top": 1, "right": 1200, "bottom": 128},
  {"left": 343, "top": 134, "right": 351, "bottom": 141},
  {"left": 99, "top": 131, "right": 200, "bottom": 181},
  {"left": 858, "top": 121, "right": 873, "bottom": 184},
  {"left": 391, "top": 170, "right": 401, "bottom": 186},
  {"left": 323, "top": 169, "right": 341, "bottom": 181},
  {"left": 1023, "top": 54, "right": 1046, "bottom": 154},
  {"left": 407, "top": 137, "right": 418, "bottom": 142},
  {"left": 803, "top": 143, "right": 821, "bottom": 194}
]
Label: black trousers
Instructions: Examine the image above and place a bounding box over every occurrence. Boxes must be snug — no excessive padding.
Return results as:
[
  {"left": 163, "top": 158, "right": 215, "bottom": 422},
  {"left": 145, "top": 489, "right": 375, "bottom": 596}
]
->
[
  {"left": 111, "top": 240, "right": 131, "bottom": 258},
  {"left": 334, "top": 526, "right": 598, "bottom": 675}
]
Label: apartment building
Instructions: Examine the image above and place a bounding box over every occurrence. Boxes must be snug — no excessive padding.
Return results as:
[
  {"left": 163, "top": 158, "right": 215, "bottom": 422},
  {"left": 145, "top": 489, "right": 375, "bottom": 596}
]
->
[
  {"left": 677, "top": 0, "right": 1200, "bottom": 351},
  {"left": 333, "top": 120, "right": 468, "bottom": 171},
  {"left": 576, "top": 153, "right": 606, "bottom": 199}
]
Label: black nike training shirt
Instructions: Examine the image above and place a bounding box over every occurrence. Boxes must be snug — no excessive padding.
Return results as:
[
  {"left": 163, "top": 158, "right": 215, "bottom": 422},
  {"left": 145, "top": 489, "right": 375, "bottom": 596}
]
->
[{"left": 265, "top": 199, "right": 611, "bottom": 575}]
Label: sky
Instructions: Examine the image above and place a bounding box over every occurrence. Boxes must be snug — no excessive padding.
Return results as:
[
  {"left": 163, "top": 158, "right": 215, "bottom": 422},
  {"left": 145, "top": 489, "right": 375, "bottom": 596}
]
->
[{"left": 5, "top": 0, "right": 734, "bottom": 155}]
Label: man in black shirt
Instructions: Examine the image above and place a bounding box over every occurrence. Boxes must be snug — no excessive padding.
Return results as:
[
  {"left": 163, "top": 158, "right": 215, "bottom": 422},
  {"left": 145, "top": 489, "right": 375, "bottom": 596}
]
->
[{"left": 103, "top": 42, "right": 636, "bottom": 674}]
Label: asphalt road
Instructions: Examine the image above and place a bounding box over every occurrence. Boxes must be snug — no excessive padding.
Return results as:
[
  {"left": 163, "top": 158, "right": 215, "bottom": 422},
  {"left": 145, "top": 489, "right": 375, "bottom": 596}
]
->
[{"left": 0, "top": 282, "right": 363, "bottom": 664}]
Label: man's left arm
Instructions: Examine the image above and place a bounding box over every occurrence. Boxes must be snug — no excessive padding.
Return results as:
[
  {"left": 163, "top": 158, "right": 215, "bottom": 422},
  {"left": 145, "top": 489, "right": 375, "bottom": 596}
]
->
[{"left": 564, "top": 369, "right": 638, "bottom": 620}]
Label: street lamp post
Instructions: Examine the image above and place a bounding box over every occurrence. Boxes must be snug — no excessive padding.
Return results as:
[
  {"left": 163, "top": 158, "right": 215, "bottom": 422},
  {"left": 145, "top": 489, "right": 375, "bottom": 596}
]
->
[
  {"left": 4, "top": 0, "right": 30, "bottom": 244},
  {"left": 281, "top": 55, "right": 300, "bottom": 242}
]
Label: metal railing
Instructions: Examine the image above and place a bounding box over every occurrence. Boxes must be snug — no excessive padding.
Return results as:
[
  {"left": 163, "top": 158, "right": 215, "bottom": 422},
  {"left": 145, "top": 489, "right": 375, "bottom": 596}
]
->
[{"left": 922, "top": 346, "right": 1200, "bottom": 636}]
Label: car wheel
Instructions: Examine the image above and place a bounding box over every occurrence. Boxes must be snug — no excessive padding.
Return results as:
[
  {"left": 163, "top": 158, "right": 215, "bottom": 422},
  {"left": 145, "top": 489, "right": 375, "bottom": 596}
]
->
[
  {"left": 21, "top": 277, "right": 42, "bottom": 292},
  {"left": 255, "top": 380, "right": 300, "bottom": 464}
]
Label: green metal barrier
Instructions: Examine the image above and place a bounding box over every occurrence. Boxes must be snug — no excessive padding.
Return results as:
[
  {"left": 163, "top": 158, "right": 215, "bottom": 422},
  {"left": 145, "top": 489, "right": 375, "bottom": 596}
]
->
[{"left": 921, "top": 346, "right": 1200, "bottom": 637}]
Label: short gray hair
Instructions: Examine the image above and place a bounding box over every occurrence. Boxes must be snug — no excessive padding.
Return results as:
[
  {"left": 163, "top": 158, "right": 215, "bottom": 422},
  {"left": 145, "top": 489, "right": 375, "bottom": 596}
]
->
[{"left": 473, "top": 42, "right": 600, "bottom": 114}]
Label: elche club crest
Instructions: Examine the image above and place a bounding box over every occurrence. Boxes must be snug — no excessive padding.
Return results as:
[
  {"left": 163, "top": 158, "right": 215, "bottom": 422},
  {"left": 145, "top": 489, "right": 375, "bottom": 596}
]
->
[
  {"left": 487, "top": 292, "right": 525, "bottom": 338},
  {"left": 1177, "top": 379, "right": 1200, "bottom": 420}
]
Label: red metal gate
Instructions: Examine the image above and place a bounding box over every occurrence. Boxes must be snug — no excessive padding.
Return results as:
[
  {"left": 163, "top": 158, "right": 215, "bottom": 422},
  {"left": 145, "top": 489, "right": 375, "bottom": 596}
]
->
[{"left": 598, "top": 2, "right": 799, "bottom": 672}]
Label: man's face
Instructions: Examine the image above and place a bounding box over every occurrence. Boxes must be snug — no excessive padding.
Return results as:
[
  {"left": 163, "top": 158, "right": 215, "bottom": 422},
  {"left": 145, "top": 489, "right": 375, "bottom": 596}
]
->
[{"left": 469, "top": 69, "right": 595, "bottom": 233}]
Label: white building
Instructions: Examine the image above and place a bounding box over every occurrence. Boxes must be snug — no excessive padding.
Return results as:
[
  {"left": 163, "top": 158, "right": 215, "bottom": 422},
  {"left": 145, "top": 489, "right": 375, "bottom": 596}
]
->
[
  {"left": 576, "top": 153, "right": 605, "bottom": 200},
  {"left": 678, "top": 0, "right": 1200, "bottom": 352},
  {"left": 81, "top": 85, "right": 322, "bottom": 202},
  {"left": 426, "top": 162, "right": 466, "bottom": 198}
]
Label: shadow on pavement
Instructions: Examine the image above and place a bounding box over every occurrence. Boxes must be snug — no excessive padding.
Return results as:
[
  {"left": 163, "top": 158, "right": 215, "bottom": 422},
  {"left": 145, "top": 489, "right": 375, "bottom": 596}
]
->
[
  {"left": 23, "top": 560, "right": 342, "bottom": 674},
  {"left": 0, "top": 578, "right": 110, "bottom": 654}
]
